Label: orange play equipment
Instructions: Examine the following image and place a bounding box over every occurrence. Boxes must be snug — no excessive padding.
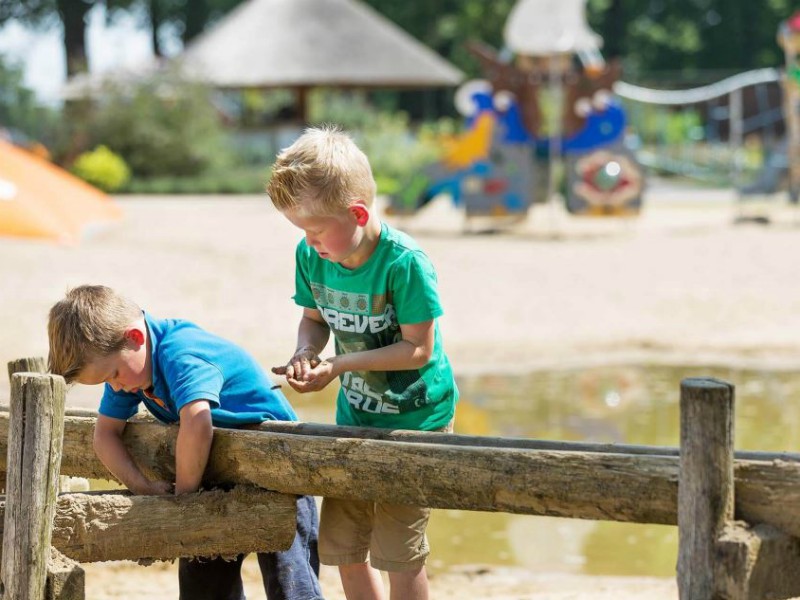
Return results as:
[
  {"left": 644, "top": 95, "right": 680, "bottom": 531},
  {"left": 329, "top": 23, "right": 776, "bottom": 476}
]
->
[{"left": 0, "top": 140, "right": 122, "bottom": 243}]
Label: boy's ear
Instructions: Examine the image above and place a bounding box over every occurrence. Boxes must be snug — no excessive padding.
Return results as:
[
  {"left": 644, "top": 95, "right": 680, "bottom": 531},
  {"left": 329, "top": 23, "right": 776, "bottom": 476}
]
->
[
  {"left": 124, "top": 327, "right": 145, "bottom": 348},
  {"left": 348, "top": 203, "right": 370, "bottom": 227}
]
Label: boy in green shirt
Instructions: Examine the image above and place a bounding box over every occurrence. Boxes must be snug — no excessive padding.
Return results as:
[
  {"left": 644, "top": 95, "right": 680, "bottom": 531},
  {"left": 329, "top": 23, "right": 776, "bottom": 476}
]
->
[{"left": 267, "top": 126, "right": 458, "bottom": 600}]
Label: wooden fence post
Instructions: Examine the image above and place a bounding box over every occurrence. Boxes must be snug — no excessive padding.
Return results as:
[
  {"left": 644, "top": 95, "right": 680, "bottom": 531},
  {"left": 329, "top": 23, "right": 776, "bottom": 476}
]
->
[
  {"left": 7, "top": 359, "right": 85, "bottom": 600},
  {"left": 6, "top": 358, "right": 47, "bottom": 381},
  {"left": 678, "top": 377, "right": 735, "bottom": 600},
  {"left": 678, "top": 377, "right": 800, "bottom": 600},
  {"left": 3, "top": 358, "right": 46, "bottom": 494},
  {"left": 1, "top": 372, "right": 66, "bottom": 600}
]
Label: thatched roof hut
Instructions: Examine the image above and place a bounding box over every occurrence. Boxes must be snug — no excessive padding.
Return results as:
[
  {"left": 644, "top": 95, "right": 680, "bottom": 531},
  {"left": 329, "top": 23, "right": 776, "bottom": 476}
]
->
[{"left": 176, "top": 0, "right": 464, "bottom": 120}]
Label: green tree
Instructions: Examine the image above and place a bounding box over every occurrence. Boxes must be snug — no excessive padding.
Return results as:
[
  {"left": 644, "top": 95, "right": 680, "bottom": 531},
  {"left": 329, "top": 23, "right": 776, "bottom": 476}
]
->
[
  {"left": 587, "top": 0, "right": 791, "bottom": 78},
  {"left": 0, "top": 54, "right": 57, "bottom": 142},
  {"left": 117, "top": 0, "right": 245, "bottom": 58},
  {"left": 0, "top": 0, "right": 97, "bottom": 76}
]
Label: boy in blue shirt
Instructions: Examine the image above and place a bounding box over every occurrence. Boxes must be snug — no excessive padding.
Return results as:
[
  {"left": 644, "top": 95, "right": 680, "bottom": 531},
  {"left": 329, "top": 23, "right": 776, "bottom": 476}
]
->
[
  {"left": 267, "top": 126, "right": 458, "bottom": 600},
  {"left": 47, "top": 284, "right": 323, "bottom": 600}
]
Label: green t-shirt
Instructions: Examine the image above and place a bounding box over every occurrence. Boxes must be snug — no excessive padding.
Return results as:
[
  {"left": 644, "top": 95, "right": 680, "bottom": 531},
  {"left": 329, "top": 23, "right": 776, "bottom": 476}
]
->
[{"left": 294, "top": 222, "right": 458, "bottom": 430}]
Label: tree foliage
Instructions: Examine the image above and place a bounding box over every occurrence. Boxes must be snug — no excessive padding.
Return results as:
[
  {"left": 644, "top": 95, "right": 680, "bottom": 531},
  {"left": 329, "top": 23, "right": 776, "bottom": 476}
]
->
[
  {"left": 2, "top": 0, "right": 793, "bottom": 84},
  {"left": 0, "top": 55, "right": 57, "bottom": 142},
  {"left": 587, "top": 0, "right": 790, "bottom": 78}
]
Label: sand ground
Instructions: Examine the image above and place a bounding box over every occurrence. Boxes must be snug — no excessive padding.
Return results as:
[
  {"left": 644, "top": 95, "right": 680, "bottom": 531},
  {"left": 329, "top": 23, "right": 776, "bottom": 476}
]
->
[{"left": 2, "top": 181, "right": 798, "bottom": 598}]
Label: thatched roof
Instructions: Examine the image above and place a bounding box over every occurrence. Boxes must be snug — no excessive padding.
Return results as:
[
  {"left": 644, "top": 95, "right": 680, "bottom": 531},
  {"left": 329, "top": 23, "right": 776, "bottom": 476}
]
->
[{"left": 176, "top": 0, "right": 464, "bottom": 89}]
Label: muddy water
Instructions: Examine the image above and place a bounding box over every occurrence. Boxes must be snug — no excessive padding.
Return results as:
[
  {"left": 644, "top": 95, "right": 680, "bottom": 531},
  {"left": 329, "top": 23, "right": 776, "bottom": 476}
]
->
[{"left": 291, "top": 364, "right": 800, "bottom": 576}]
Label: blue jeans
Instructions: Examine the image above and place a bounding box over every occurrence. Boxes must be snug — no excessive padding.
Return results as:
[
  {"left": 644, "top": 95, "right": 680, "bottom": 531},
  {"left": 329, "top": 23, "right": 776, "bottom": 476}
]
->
[{"left": 178, "top": 495, "right": 323, "bottom": 600}]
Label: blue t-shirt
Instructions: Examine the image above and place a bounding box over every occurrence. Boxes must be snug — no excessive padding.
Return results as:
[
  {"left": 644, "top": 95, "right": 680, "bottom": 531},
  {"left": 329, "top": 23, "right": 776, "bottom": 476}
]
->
[{"left": 99, "top": 313, "right": 297, "bottom": 428}]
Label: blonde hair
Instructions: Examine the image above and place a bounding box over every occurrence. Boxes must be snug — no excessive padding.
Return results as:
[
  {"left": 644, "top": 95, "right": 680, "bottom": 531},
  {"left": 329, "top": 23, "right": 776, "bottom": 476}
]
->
[
  {"left": 266, "top": 125, "right": 377, "bottom": 214},
  {"left": 47, "top": 285, "right": 142, "bottom": 383}
]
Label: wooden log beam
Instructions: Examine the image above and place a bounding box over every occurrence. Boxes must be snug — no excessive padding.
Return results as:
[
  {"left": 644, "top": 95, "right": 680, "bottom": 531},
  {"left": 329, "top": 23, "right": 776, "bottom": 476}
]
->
[
  {"left": 5, "top": 413, "right": 681, "bottom": 524},
  {"left": 4, "top": 406, "right": 799, "bottom": 464},
  {"left": 1, "top": 373, "right": 66, "bottom": 600},
  {"left": 246, "top": 420, "right": 800, "bottom": 464},
  {"left": 0, "top": 411, "right": 798, "bottom": 532},
  {"left": 0, "top": 487, "right": 297, "bottom": 563}
]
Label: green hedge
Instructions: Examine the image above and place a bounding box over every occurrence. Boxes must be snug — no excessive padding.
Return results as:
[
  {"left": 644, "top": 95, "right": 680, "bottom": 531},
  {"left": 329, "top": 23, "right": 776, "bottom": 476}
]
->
[{"left": 123, "top": 166, "right": 270, "bottom": 195}]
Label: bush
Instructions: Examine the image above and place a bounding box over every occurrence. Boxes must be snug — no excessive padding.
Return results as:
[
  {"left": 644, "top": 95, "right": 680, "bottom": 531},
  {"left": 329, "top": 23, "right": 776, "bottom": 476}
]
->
[
  {"left": 85, "top": 68, "right": 227, "bottom": 178},
  {"left": 123, "top": 165, "right": 270, "bottom": 195},
  {"left": 71, "top": 145, "right": 131, "bottom": 192},
  {"left": 308, "top": 90, "right": 451, "bottom": 192}
]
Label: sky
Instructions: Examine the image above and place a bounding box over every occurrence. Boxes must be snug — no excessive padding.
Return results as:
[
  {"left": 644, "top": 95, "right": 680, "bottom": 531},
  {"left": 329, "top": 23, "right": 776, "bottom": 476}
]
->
[{"left": 0, "top": 5, "right": 179, "bottom": 105}]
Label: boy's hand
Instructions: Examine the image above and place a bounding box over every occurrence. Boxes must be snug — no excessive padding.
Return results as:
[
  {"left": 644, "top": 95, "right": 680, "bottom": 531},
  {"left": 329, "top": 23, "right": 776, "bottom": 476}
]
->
[
  {"left": 272, "top": 346, "right": 321, "bottom": 383},
  {"left": 286, "top": 359, "right": 338, "bottom": 393}
]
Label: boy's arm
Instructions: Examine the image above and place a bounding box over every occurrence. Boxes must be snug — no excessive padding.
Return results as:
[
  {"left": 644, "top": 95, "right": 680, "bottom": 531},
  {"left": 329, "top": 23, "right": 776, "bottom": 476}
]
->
[
  {"left": 175, "top": 400, "right": 213, "bottom": 495},
  {"left": 94, "top": 414, "right": 173, "bottom": 495},
  {"left": 291, "top": 319, "right": 435, "bottom": 392},
  {"left": 272, "top": 308, "right": 331, "bottom": 387}
]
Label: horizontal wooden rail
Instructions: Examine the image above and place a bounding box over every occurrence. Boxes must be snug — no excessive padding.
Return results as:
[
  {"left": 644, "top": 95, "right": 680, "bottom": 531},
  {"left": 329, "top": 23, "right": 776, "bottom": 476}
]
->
[
  {"left": 0, "top": 411, "right": 797, "bottom": 536},
  {"left": 9, "top": 406, "right": 799, "bottom": 463},
  {"left": 0, "top": 487, "right": 296, "bottom": 563},
  {"left": 4, "top": 412, "right": 676, "bottom": 524}
]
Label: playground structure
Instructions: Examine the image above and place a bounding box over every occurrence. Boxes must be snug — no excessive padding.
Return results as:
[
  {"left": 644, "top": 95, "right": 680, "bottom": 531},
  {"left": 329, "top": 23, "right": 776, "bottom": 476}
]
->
[
  {"left": 388, "top": 0, "right": 646, "bottom": 220},
  {"left": 389, "top": 1, "right": 800, "bottom": 224},
  {"left": 3, "top": 357, "right": 800, "bottom": 599},
  {"left": 614, "top": 69, "right": 787, "bottom": 200},
  {"left": 777, "top": 10, "right": 800, "bottom": 202}
]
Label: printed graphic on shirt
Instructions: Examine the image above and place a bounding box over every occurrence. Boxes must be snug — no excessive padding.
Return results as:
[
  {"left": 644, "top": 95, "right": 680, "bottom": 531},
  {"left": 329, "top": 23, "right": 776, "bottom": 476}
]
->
[
  {"left": 311, "top": 283, "right": 370, "bottom": 315},
  {"left": 312, "top": 283, "right": 431, "bottom": 415}
]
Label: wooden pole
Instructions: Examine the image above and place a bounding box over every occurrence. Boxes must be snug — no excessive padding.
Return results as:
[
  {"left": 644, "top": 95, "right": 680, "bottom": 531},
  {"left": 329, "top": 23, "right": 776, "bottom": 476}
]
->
[
  {"left": 1, "top": 372, "right": 66, "bottom": 600},
  {"left": 6, "top": 358, "right": 46, "bottom": 380},
  {"left": 3, "top": 358, "right": 47, "bottom": 495},
  {"left": 677, "top": 377, "right": 735, "bottom": 600},
  {"left": 6, "top": 359, "right": 84, "bottom": 600}
]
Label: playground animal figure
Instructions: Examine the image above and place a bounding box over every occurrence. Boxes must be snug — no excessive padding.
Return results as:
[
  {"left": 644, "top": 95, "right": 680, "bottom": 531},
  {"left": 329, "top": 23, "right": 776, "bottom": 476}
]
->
[{"left": 388, "top": 42, "right": 645, "bottom": 220}]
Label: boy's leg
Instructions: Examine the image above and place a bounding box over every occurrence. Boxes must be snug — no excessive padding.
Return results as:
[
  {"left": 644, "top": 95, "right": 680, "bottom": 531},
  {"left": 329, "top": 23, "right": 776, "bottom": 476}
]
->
[
  {"left": 178, "top": 555, "right": 246, "bottom": 600},
  {"left": 387, "top": 567, "right": 428, "bottom": 600},
  {"left": 370, "top": 503, "right": 431, "bottom": 600},
  {"left": 257, "top": 495, "right": 324, "bottom": 600},
  {"left": 338, "top": 562, "right": 385, "bottom": 600},
  {"left": 319, "top": 497, "right": 384, "bottom": 600}
]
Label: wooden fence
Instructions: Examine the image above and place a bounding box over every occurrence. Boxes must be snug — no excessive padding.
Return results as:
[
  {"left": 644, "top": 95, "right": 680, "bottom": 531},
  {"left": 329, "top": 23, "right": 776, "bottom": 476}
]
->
[{"left": 2, "top": 357, "right": 800, "bottom": 599}]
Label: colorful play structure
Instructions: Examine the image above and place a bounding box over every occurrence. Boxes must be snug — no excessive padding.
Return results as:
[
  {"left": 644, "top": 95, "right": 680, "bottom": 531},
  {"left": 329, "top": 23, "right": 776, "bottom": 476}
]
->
[
  {"left": 388, "top": 0, "right": 646, "bottom": 220},
  {"left": 0, "top": 139, "right": 121, "bottom": 243},
  {"left": 389, "top": 0, "right": 800, "bottom": 223},
  {"left": 777, "top": 10, "right": 800, "bottom": 202}
]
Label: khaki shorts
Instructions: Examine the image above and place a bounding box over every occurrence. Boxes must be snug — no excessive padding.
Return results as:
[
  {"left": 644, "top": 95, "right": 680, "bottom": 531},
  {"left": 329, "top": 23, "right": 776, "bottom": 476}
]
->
[
  {"left": 319, "top": 419, "right": 454, "bottom": 572},
  {"left": 319, "top": 498, "right": 431, "bottom": 572}
]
